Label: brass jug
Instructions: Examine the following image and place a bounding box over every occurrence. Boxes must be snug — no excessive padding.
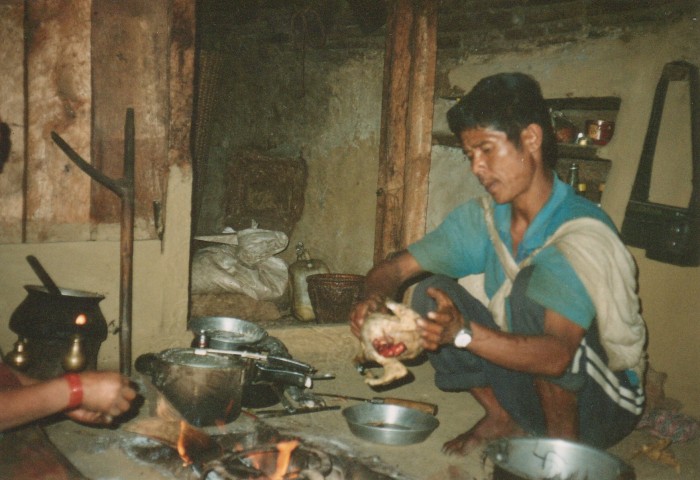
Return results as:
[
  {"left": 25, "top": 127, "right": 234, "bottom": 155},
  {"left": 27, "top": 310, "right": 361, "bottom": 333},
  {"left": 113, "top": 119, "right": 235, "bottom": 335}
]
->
[
  {"left": 62, "top": 334, "right": 87, "bottom": 372},
  {"left": 3, "top": 337, "right": 30, "bottom": 371}
]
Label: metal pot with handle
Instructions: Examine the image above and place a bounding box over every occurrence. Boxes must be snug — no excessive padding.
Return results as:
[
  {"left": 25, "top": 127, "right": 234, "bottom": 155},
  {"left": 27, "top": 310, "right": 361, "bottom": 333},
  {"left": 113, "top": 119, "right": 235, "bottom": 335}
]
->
[{"left": 135, "top": 348, "right": 252, "bottom": 427}]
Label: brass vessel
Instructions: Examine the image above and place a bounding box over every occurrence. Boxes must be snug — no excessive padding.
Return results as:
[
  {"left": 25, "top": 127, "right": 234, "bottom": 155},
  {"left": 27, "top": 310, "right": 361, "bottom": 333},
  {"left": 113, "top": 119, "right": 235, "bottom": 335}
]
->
[
  {"left": 4, "top": 337, "right": 30, "bottom": 371},
  {"left": 62, "top": 334, "right": 87, "bottom": 372}
]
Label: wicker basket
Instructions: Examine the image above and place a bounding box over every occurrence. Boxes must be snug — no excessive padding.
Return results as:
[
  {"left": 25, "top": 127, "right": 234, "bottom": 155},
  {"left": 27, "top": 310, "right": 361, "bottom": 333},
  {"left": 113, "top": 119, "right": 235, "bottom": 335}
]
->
[{"left": 306, "top": 273, "right": 365, "bottom": 324}]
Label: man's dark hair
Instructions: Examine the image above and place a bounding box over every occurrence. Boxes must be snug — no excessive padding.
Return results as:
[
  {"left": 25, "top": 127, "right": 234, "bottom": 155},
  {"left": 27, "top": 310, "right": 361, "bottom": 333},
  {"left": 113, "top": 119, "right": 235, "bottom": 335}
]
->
[{"left": 446, "top": 72, "right": 558, "bottom": 170}]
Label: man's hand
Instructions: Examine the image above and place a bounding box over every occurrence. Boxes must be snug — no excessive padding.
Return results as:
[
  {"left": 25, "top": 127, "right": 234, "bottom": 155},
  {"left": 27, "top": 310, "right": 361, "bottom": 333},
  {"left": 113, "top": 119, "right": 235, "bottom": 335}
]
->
[
  {"left": 417, "top": 287, "right": 466, "bottom": 350},
  {"left": 72, "top": 371, "right": 137, "bottom": 422},
  {"left": 350, "top": 294, "right": 385, "bottom": 338},
  {"left": 348, "top": 250, "right": 425, "bottom": 338}
]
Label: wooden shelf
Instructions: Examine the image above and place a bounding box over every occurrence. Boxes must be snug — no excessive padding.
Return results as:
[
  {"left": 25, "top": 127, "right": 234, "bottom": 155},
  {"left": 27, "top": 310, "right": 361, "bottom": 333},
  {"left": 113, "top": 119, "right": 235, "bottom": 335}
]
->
[
  {"left": 545, "top": 96, "right": 621, "bottom": 111},
  {"left": 433, "top": 96, "right": 618, "bottom": 202}
]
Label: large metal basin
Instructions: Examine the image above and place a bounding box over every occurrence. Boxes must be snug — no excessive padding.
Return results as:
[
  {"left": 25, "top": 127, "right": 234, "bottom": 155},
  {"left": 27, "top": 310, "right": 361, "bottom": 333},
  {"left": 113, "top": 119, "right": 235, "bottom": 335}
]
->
[{"left": 485, "top": 437, "right": 635, "bottom": 480}]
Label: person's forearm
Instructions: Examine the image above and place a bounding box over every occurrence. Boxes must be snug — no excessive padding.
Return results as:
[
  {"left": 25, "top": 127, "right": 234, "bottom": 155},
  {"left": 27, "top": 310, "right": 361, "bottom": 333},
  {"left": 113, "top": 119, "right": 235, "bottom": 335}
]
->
[
  {"left": 0, "top": 376, "right": 73, "bottom": 431},
  {"left": 468, "top": 322, "right": 576, "bottom": 377},
  {"left": 363, "top": 263, "right": 404, "bottom": 300},
  {"left": 362, "top": 250, "right": 422, "bottom": 301}
]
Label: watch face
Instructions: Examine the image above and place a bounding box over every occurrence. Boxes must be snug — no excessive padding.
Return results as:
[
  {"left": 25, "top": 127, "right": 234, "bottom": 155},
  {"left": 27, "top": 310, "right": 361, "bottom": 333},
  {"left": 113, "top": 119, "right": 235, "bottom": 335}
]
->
[{"left": 454, "top": 329, "right": 472, "bottom": 348}]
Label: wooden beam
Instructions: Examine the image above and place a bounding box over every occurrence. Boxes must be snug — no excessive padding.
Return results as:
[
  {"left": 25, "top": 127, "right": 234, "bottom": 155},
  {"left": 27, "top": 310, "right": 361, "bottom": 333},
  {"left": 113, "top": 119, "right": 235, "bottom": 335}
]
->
[
  {"left": 374, "top": 0, "right": 437, "bottom": 264},
  {"left": 402, "top": 1, "right": 437, "bottom": 247},
  {"left": 374, "top": 0, "right": 413, "bottom": 265}
]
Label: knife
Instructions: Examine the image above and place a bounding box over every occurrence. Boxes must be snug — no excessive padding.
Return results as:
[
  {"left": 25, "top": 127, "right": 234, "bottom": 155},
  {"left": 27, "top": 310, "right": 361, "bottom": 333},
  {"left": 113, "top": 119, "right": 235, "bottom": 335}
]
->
[
  {"left": 253, "top": 405, "right": 341, "bottom": 418},
  {"left": 312, "top": 393, "right": 438, "bottom": 416}
]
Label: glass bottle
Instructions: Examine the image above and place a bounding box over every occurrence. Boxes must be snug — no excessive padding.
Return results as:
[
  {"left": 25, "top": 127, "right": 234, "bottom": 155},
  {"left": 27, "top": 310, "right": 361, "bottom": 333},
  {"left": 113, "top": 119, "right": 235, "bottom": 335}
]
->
[
  {"left": 289, "top": 242, "right": 329, "bottom": 322},
  {"left": 567, "top": 163, "right": 580, "bottom": 189}
]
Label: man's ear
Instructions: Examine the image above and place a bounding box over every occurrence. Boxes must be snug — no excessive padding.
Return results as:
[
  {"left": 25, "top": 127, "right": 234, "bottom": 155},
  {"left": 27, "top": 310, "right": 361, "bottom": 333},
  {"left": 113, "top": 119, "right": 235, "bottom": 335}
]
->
[{"left": 521, "top": 123, "right": 543, "bottom": 154}]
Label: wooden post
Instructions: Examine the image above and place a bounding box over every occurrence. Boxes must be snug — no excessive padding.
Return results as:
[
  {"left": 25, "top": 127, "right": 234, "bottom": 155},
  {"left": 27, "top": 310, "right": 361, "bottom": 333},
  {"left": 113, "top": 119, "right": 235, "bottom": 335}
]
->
[
  {"left": 402, "top": 1, "right": 437, "bottom": 248},
  {"left": 374, "top": 0, "right": 413, "bottom": 265},
  {"left": 119, "top": 109, "right": 135, "bottom": 376},
  {"left": 374, "top": 0, "right": 438, "bottom": 264},
  {"left": 51, "top": 108, "right": 135, "bottom": 376}
]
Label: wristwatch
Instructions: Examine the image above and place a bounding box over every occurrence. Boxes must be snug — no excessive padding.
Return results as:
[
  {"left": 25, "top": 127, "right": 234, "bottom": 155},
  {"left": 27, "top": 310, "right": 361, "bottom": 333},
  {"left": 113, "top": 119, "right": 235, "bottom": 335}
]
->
[{"left": 454, "top": 327, "right": 473, "bottom": 348}]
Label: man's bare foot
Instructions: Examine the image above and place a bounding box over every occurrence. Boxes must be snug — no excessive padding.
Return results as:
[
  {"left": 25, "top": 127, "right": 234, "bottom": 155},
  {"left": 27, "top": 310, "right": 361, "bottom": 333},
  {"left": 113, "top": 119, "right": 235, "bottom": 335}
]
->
[{"left": 441, "top": 414, "right": 525, "bottom": 456}]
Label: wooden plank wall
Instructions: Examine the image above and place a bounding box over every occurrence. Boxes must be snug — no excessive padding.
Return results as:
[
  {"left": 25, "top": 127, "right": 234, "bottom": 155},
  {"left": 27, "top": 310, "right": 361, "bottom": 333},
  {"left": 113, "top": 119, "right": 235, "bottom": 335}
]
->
[{"left": 0, "top": 0, "right": 194, "bottom": 244}]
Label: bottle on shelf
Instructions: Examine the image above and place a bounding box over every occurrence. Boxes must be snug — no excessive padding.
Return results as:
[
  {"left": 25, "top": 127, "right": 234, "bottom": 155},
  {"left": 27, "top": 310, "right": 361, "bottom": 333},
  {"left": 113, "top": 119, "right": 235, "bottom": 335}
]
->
[
  {"left": 576, "top": 181, "right": 587, "bottom": 197},
  {"left": 567, "top": 163, "right": 580, "bottom": 189}
]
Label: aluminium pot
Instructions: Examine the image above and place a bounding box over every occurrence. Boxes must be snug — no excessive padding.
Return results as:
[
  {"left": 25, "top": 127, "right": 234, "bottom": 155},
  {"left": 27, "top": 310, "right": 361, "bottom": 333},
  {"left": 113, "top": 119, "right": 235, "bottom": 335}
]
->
[{"left": 135, "top": 348, "right": 252, "bottom": 427}]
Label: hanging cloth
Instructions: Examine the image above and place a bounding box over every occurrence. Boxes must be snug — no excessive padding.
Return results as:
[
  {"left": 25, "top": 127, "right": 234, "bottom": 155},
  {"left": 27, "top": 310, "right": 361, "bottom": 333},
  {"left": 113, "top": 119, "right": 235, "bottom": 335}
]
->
[{"left": 620, "top": 60, "right": 700, "bottom": 266}]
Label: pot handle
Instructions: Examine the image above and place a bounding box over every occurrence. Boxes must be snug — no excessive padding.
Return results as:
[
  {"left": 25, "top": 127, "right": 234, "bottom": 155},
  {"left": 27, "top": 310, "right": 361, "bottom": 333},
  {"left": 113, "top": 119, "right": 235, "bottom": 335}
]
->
[
  {"left": 134, "top": 353, "right": 160, "bottom": 376},
  {"left": 254, "top": 363, "right": 313, "bottom": 389}
]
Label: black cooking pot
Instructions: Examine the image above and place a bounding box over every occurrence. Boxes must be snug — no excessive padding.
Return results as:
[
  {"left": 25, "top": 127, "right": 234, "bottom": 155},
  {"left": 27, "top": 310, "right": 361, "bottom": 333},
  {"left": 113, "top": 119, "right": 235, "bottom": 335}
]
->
[{"left": 9, "top": 285, "right": 108, "bottom": 379}]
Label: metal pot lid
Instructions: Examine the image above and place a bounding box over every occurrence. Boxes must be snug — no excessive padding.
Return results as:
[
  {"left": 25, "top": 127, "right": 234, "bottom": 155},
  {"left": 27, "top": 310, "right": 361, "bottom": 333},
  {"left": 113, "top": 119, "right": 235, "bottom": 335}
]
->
[
  {"left": 188, "top": 316, "right": 268, "bottom": 347},
  {"left": 158, "top": 347, "right": 243, "bottom": 368}
]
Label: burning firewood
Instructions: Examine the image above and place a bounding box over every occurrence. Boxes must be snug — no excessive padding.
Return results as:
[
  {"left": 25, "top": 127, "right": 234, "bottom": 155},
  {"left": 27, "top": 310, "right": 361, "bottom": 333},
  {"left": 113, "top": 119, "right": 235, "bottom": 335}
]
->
[{"left": 124, "top": 418, "right": 221, "bottom": 466}]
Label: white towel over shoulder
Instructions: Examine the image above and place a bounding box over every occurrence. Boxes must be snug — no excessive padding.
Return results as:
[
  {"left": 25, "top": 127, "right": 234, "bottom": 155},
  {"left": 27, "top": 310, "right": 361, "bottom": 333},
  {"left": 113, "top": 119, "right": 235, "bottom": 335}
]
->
[{"left": 481, "top": 197, "right": 647, "bottom": 376}]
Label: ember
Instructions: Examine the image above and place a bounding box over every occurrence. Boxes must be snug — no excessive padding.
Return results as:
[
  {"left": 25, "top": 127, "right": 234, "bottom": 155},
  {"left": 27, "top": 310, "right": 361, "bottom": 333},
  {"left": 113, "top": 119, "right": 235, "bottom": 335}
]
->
[
  {"left": 177, "top": 420, "right": 221, "bottom": 466},
  {"left": 126, "top": 420, "right": 398, "bottom": 480}
]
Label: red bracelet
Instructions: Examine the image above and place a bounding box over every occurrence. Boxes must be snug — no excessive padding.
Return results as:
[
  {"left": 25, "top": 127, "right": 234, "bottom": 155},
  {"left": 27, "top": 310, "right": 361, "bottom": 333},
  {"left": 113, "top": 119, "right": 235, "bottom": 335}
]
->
[{"left": 63, "top": 373, "right": 83, "bottom": 410}]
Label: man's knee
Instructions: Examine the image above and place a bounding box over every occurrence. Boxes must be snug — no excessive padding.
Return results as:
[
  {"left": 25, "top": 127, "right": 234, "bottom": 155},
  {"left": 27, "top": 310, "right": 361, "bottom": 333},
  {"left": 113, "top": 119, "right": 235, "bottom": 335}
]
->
[{"left": 410, "top": 274, "right": 453, "bottom": 316}]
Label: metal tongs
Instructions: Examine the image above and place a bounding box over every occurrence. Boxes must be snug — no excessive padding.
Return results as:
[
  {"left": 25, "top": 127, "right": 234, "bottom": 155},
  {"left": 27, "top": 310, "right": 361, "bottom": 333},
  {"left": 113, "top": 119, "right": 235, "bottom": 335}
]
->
[{"left": 193, "top": 348, "right": 334, "bottom": 389}]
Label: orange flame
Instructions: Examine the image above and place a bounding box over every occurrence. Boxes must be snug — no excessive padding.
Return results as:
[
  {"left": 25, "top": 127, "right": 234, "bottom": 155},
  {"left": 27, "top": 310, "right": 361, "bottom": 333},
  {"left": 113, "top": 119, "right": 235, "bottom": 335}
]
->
[
  {"left": 177, "top": 420, "right": 192, "bottom": 466},
  {"left": 176, "top": 420, "right": 217, "bottom": 467},
  {"left": 75, "top": 314, "right": 87, "bottom": 325},
  {"left": 272, "top": 439, "right": 300, "bottom": 480},
  {"left": 246, "top": 439, "right": 300, "bottom": 479}
]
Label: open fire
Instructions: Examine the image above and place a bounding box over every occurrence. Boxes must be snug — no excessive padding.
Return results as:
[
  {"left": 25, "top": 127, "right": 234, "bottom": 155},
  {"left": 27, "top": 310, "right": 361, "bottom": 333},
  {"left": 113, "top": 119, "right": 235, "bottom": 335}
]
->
[
  {"left": 179, "top": 421, "right": 350, "bottom": 480},
  {"left": 198, "top": 438, "right": 347, "bottom": 480},
  {"left": 126, "top": 418, "right": 398, "bottom": 480}
]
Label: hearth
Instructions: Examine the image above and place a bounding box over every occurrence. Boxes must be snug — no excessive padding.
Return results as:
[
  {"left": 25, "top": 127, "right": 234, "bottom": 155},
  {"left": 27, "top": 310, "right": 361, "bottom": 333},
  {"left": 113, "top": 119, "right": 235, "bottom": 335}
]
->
[{"left": 123, "top": 420, "right": 403, "bottom": 480}]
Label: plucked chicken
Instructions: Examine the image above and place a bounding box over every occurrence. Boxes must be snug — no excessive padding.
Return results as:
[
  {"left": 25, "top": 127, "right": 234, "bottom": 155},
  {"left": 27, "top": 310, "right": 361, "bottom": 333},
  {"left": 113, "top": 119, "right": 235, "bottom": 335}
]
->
[{"left": 356, "top": 300, "right": 423, "bottom": 386}]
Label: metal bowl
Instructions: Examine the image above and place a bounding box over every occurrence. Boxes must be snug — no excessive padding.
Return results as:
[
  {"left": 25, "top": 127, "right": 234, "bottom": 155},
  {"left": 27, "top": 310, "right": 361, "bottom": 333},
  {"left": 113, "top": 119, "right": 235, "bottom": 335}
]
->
[
  {"left": 485, "top": 437, "right": 635, "bottom": 480},
  {"left": 188, "top": 316, "right": 268, "bottom": 348},
  {"left": 342, "top": 403, "right": 439, "bottom": 445}
]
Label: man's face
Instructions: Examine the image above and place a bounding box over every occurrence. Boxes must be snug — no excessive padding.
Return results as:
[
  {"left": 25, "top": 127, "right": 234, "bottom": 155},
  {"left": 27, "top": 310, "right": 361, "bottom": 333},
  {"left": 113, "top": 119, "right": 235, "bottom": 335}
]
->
[{"left": 459, "top": 126, "right": 533, "bottom": 204}]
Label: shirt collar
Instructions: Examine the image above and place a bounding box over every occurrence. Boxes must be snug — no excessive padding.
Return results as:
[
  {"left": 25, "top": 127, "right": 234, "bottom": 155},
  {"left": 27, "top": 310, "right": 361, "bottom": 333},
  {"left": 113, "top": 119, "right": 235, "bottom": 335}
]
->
[{"left": 492, "top": 176, "right": 567, "bottom": 261}]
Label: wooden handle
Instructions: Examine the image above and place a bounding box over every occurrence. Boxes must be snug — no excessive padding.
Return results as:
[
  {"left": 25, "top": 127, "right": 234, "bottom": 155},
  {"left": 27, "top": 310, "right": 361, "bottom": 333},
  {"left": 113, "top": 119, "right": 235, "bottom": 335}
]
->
[
  {"left": 382, "top": 397, "right": 438, "bottom": 416},
  {"left": 26, "top": 255, "right": 62, "bottom": 296}
]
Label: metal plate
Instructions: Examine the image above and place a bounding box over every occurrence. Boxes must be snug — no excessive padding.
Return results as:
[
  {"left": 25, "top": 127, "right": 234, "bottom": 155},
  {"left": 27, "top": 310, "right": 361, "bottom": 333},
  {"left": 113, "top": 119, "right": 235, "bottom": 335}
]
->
[
  {"left": 188, "top": 316, "right": 268, "bottom": 347},
  {"left": 342, "top": 403, "right": 439, "bottom": 445}
]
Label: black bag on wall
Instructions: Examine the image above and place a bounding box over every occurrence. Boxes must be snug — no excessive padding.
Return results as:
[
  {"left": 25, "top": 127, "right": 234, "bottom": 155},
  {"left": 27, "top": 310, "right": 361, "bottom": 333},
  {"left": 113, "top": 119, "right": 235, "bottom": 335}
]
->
[{"left": 620, "top": 60, "right": 700, "bottom": 267}]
